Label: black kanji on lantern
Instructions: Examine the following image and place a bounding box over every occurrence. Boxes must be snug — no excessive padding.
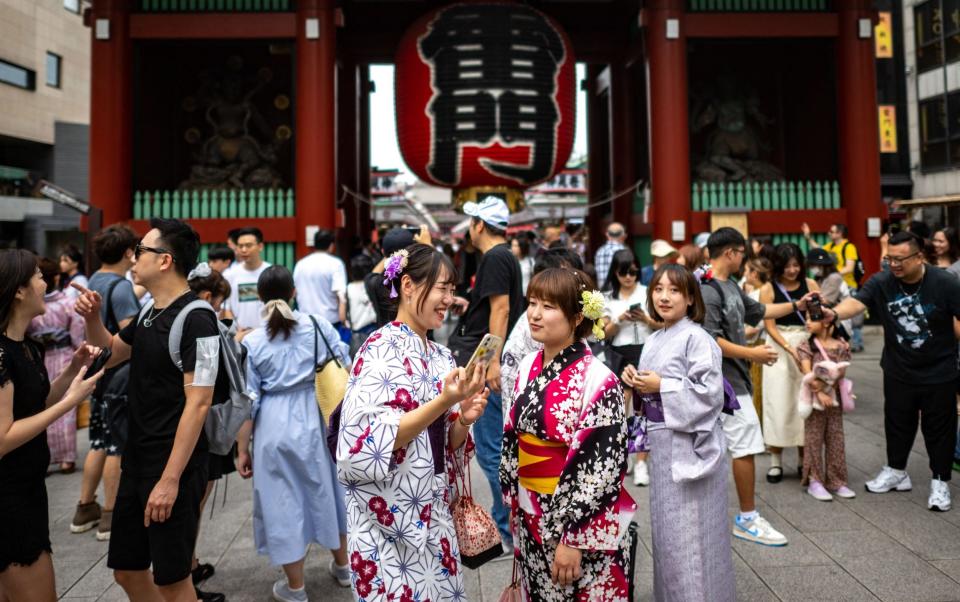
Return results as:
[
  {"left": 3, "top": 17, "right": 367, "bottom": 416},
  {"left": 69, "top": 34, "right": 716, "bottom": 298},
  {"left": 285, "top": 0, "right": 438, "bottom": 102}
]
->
[{"left": 418, "top": 4, "right": 566, "bottom": 186}]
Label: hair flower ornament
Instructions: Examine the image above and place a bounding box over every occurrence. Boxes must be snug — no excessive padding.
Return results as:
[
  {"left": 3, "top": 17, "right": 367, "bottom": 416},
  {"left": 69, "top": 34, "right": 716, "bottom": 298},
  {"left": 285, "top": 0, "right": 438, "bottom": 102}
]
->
[
  {"left": 383, "top": 249, "right": 410, "bottom": 299},
  {"left": 580, "top": 290, "right": 607, "bottom": 340}
]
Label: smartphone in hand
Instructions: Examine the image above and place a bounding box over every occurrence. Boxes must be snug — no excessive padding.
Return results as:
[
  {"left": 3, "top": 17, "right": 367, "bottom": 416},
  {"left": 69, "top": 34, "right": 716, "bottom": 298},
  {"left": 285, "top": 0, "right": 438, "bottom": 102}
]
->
[
  {"left": 465, "top": 334, "right": 503, "bottom": 379},
  {"left": 807, "top": 294, "right": 824, "bottom": 321},
  {"left": 84, "top": 348, "right": 112, "bottom": 380}
]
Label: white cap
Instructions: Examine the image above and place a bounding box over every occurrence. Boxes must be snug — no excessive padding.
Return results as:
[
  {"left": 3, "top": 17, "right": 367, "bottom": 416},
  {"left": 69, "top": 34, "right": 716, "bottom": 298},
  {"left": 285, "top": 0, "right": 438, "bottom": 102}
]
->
[
  {"left": 694, "top": 232, "right": 711, "bottom": 249},
  {"left": 463, "top": 196, "right": 510, "bottom": 230},
  {"left": 650, "top": 239, "right": 678, "bottom": 258}
]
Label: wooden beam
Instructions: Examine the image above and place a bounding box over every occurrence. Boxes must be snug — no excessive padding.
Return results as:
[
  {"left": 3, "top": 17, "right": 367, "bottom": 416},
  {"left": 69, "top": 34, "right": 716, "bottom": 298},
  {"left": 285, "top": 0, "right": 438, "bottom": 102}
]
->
[
  {"left": 678, "top": 13, "right": 840, "bottom": 38},
  {"left": 127, "top": 218, "right": 296, "bottom": 244},
  {"left": 129, "top": 13, "right": 297, "bottom": 39}
]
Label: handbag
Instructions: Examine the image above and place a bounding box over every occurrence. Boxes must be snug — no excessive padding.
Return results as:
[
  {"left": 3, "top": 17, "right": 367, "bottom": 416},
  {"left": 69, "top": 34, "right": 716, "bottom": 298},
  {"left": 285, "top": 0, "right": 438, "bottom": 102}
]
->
[
  {"left": 309, "top": 316, "right": 350, "bottom": 427},
  {"left": 450, "top": 452, "right": 503, "bottom": 569},
  {"left": 498, "top": 557, "right": 522, "bottom": 602}
]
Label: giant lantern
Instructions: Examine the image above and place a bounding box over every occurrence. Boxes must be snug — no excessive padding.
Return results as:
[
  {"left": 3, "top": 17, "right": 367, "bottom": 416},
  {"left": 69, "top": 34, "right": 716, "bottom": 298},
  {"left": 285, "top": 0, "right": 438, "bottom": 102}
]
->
[{"left": 395, "top": 1, "right": 576, "bottom": 212}]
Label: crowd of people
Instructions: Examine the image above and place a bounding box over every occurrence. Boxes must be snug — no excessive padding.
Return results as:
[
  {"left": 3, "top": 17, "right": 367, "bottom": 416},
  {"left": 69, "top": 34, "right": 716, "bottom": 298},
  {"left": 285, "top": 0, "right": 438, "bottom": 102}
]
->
[{"left": 2, "top": 201, "right": 960, "bottom": 602}]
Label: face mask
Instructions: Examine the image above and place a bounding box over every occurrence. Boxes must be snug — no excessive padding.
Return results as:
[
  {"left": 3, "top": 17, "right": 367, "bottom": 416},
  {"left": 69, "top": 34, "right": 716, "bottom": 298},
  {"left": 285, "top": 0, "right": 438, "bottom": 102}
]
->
[{"left": 810, "top": 267, "right": 822, "bottom": 278}]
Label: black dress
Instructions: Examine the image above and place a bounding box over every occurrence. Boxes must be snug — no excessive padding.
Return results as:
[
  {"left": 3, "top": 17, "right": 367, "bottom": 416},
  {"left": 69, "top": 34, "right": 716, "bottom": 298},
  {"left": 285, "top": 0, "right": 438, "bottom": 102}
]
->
[{"left": 0, "top": 334, "right": 52, "bottom": 573}]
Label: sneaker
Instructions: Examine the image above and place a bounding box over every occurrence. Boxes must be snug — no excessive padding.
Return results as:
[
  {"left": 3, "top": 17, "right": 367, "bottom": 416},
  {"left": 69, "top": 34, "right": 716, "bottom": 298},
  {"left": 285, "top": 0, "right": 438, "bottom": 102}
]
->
[
  {"left": 196, "top": 588, "right": 225, "bottom": 602},
  {"left": 865, "top": 466, "right": 912, "bottom": 493},
  {"left": 633, "top": 460, "right": 650, "bottom": 487},
  {"left": 928, "top": 479, "right": 952, "bottom": 512},
  {"left": 70, "top": 500, "right": 101, "bottom": 534},
  {"left": 806, "top": 481, "right": 833, "bottom": 502},
  {"left": 272, "top": 578, "right": 308, "bottom": 602},
  {"left": 832, "top": 485, "right": 857, "bottom": 499},
  {"left": 733, "top": 515, "right": 788, "bottom": 547},
  {"left": 96, "top": 510, "right": 112, "bottom": 541},
  {"left": 328, "top": 559, "right": 350, "bottom": 588}
]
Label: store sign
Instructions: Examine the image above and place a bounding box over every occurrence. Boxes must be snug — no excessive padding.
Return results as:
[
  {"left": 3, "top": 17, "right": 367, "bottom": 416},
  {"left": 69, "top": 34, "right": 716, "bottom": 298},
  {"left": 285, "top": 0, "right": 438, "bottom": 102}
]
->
[
  {"left": 38, "top": 180, "right": 90, "bottom": 214},
  {"left": 875, "top": 12, "right": 893, "bottom": 58},
  {"left": 879, "top": 105, "right": 897, "bottom": 153},
  {"left": 394, "top": 2, "right": 576, "bottom": 189}
]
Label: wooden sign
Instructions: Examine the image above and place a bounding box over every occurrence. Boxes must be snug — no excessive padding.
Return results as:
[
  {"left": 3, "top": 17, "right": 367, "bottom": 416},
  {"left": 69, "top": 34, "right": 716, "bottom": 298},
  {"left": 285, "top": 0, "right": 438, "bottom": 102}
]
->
[
  {"left": 879, "top": 105, "right": 897, "bottom": 153},
  {"left": 875, "top": 12, "right": 893, "bottom": 58}
]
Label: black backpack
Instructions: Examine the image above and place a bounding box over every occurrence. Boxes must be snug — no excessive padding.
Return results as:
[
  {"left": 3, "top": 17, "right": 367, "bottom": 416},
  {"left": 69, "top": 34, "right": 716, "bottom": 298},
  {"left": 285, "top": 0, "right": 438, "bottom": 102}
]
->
[{"left": 841, "top": 242, "right": 865, "bottom": 286}]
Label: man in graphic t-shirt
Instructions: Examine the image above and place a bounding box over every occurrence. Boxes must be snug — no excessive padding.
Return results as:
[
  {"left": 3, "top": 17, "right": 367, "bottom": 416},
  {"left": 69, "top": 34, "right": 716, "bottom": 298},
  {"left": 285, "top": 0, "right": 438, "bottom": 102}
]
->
[
  {"left": 75, "top": 218, "right": 226, "bottom": 602},
  {"left": 827, "top": 231, "right": 960, "bottom": 512},
  {"left": 224, "top": 227, "right": 271, "bottom": 333},
  {"left": 448, "top": 196, "right": 523, "bottom": 547}
]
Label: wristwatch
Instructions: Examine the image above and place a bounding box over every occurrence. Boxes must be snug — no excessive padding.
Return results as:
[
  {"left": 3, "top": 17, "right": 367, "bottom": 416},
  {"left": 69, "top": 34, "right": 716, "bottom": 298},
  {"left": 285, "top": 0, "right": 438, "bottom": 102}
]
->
[{"left": 790, "top": 299, "right": 798, "bottom": 313}]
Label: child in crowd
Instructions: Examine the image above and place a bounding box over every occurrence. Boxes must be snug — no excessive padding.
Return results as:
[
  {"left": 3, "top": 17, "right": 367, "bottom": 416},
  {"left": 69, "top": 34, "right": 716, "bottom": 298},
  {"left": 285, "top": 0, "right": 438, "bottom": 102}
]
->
[
  {"left": 206, "top": 244, "right": 235, "bottom": 275},
  {"left": 346, "top": 254, "right": 376, "bottom": 357},
  {"left": 797, "top": 312, "right": 856, "bottom": 502}
]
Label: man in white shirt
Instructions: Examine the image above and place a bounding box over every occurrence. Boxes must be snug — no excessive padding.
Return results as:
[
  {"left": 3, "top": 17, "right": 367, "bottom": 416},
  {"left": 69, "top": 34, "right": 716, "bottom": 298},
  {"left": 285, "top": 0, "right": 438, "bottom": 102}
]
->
[
  {"left": 224, "top": 227, "right": 271, "bottom": 332},
  {"left": 293, "top": 229, "right": 348, "bottom": 330}
]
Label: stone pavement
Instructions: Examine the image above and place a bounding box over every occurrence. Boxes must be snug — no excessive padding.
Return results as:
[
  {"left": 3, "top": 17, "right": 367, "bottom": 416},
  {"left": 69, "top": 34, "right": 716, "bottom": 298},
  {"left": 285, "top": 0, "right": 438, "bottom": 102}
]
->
[{"left": 48, "top": 331, "right": 960, "bottom": 601}]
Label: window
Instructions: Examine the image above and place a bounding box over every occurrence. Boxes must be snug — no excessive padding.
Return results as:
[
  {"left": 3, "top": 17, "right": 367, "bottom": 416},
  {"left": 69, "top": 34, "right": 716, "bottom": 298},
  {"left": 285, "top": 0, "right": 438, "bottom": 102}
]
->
[
  {"left": 920, "top": 98, "right": 949, "bottom": 169},
  {"left": 916, "top": 1, "right": 945, "bottom": 73},
  {"left": 46, "top": 53, "right": 61, "bottom": 88},
  {"left": 0, "top": 59, "right": 35, "bottom": 90},
  {"left": 64, "top": 0, "right": 80, "bottom": 13}
]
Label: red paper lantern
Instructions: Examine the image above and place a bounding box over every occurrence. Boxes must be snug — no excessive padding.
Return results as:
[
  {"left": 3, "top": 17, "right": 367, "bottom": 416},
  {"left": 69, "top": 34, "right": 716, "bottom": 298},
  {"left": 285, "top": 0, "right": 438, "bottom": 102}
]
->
[{"left": 395, "top": 2, "right": 576, "bottom": 190}]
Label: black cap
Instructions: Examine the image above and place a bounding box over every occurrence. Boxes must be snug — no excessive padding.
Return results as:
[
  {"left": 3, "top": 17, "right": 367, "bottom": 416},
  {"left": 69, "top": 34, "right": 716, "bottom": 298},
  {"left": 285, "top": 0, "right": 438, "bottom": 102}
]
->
[
  {"left": 807, "top": 248, "right": 835, "bottom": 266},
  {"left": 381, "top": 228, "right": 415, "bottom": 256}
]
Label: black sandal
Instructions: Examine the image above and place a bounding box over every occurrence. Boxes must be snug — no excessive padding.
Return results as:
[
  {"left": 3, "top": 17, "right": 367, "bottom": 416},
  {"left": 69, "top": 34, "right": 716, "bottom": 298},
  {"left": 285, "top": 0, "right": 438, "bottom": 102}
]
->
[
  {"left": 192, "top": 563, "right": 215, "bottom": 585},
  {"left": 766, "top": 466, "right": 783, "bottom": 483}
]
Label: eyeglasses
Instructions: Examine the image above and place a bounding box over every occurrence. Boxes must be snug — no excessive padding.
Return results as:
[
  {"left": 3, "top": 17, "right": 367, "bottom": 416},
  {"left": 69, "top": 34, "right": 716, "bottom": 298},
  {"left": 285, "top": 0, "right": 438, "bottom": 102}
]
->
[
  {"left": 619, "top": 268, "right": 640, "bottom": 277},
  {"left": 729, "top": 247, "right": 746, "bottom": 256},
  {"left": 134, "top": 243, "right": 174, "bottom": 262},
  {"left": 882, "top": 252, "right": 920, "bottom": 266}
]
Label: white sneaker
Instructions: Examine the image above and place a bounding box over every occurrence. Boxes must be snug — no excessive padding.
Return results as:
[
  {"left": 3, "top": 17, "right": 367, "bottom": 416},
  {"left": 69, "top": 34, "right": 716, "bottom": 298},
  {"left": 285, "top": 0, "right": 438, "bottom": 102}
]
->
[
  {"left": 733, "top": 515, "right": 788, "bottom": 547},
  {"left": 272, "top": 578, "right": 308, "bottom": 602},
  {"left": 928, "top": 479, "right": 952, "bottom": 512},
  {"left": 865, "top": 466, "right": 912, "bottom": 493},
  {"left": 328, "top": 559, "right": 351, "bottom": 587},
  {"left": 633, "top": 460, "right": 650, "bottom": 487}
]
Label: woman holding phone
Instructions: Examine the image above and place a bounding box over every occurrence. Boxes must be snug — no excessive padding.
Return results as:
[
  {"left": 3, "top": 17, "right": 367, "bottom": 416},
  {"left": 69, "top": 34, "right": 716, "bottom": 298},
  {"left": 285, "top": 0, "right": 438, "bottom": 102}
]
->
[
  {"left": 337, "top": 244, "right": 490, "bottom": 602},
  {"left": 0, "top": 249, "right": 104, "bottom": 602},
  {"left": 603, "top": 249, "right": 658, "bottom": 486}
]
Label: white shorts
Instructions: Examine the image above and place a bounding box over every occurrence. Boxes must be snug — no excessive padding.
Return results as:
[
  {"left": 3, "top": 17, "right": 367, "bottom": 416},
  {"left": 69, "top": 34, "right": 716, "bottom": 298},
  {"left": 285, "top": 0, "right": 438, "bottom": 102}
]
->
[{"left": 720, "top": 394, "right": 766, "bottom": 459}]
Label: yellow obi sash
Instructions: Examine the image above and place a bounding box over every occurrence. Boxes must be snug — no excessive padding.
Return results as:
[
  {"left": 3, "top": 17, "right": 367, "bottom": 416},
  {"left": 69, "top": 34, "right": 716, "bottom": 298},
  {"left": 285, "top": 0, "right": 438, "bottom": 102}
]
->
[{"left": 517, "top": 433, "right": 568, "bottom": 495}]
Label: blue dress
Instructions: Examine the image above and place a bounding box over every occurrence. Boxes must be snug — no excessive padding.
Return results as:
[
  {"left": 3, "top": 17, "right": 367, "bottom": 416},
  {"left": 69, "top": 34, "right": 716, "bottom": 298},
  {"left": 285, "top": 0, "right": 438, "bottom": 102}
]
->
[{"left": 243, "top": 312, "right": 351, "bottom": 566}]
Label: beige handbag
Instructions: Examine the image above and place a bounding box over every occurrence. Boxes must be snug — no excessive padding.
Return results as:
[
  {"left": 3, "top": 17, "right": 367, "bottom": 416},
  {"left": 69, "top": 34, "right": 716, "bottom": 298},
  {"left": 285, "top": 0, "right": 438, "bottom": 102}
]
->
[{"left": 309, "top": 316, "right": 349, "bottom": 427}]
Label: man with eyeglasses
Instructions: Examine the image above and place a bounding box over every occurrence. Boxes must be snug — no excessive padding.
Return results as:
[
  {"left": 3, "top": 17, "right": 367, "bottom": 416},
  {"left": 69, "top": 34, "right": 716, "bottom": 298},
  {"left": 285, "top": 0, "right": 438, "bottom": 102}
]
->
[
  {"left": 802, "top": 222, "right": 864, "bottom": 351},
  {"left": 825, "top": 230, "right": 960, "bottom": 512}
]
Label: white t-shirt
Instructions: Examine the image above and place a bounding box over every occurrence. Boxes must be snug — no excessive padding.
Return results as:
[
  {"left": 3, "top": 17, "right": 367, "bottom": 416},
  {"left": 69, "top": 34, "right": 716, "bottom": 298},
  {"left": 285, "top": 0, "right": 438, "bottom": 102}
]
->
[
  {"left": 225, "top": 261, "right": 272, "bottom": 330},
  {"left": 293, "top": 251, "right": 347, "bottom": 324},
  {"left": 347, "top": 281, "right": 376, "bottom": 331},
  {"left": 604, "top": 286, "right": 653, "bottom": 347}
]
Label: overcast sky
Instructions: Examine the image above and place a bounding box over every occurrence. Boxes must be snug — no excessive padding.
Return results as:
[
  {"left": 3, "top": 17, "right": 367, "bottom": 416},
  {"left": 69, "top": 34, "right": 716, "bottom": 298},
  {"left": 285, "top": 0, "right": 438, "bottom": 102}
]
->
[{"left": 369, "top": 63, "right": 588, "bottom": 181}]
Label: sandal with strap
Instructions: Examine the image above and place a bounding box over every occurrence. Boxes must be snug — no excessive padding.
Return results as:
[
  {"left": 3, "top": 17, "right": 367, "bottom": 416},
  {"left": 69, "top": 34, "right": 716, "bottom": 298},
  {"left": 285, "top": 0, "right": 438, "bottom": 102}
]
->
[
  {"left": 192, "top": 563, "right": 215, "bottom": 585},
  {"left": 766, "top": 466, "right": 783, "bottom": 484}
]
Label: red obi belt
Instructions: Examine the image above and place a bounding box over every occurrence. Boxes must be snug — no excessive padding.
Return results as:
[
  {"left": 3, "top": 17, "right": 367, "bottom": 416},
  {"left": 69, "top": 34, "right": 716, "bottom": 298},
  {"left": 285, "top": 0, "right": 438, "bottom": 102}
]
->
[{"left": 517, "top": 433, "right": 569, "bottom": 495}]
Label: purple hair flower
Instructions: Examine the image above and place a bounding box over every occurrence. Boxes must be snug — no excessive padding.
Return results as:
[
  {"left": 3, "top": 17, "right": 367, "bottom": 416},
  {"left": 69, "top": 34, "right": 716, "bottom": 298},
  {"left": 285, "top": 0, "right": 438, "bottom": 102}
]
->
[{"left": 383, "top": 249, "right": 410, "bottom": 299}]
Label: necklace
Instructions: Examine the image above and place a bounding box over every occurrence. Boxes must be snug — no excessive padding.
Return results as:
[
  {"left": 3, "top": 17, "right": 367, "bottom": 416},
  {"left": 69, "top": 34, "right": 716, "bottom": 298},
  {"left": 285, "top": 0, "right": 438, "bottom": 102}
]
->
[
  {"left": 143, "top": 289, "right": 191, "bottom": 328},
  {"left": 897, "top": 266, "right": 925, "bottom": 300}
]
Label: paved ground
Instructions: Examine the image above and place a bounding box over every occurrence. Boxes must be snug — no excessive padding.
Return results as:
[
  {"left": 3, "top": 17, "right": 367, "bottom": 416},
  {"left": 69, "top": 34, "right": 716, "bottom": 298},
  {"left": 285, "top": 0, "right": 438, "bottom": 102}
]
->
[{"left": 48, "top": 330, "right": 960, "bottom": 601}]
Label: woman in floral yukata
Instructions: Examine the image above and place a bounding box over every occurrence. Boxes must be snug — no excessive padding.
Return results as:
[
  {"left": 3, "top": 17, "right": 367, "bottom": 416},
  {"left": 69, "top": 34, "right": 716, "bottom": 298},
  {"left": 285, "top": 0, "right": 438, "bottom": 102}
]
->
[
  {"left": 500, "top": 268, "right": 636, "bottom": 601},
  {"left": 625, "top": 264, "right": 735, "bottom": 601},
  {"left": 337, "top": 244, "right": 490, "bottom": 602}
]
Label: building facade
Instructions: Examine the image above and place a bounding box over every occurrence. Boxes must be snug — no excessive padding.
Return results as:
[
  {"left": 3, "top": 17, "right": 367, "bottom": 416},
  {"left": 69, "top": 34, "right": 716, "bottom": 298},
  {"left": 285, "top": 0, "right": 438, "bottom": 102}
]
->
[{"left": 0, "top": 0, "right": 91, "bottom": 254}]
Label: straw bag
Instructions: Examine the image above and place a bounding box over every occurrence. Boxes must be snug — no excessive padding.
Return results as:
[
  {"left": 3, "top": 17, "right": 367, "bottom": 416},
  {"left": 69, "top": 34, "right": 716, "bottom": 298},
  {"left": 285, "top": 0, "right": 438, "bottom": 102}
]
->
[
  {"left": 450, "top": 452, "right": 503, "bottom": 569},
  {"left": 309, "top": 316, "right": 349, "bottom": 426},
  {"left": 498, "top": 557, "right": 522, "bottom": 602}
]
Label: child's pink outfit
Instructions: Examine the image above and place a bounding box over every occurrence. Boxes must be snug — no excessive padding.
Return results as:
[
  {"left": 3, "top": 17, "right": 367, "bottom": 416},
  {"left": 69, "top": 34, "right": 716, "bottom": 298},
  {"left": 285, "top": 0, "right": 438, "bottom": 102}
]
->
[{"left": 797, "top": 338, "right": 852, "bottom": 490}]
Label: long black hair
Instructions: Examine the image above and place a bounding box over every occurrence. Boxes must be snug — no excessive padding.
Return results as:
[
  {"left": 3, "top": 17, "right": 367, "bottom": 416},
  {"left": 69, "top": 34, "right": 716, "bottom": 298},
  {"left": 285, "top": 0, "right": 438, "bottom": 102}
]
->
[
  {"left": 257, "top": 265, "right": 297, "bottom": 340},
  {"left": 605, "top": 249, "right": 639, "bottom": 295},
  {"left": 0, "top": 249, "right": 39, "bottom": 333}
]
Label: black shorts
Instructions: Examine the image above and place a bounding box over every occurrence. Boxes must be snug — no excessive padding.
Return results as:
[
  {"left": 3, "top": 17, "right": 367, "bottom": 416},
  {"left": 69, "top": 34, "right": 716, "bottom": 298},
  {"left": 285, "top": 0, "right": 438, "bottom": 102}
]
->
[
  {"left": 207, "top": 445, "right": 236, "bottom": 481},
  {"left": 0, "top": 477, "right": 51, "bottom": 573},
  {"left": 107, "top": 467, "right": 208, "bottom": 586}
]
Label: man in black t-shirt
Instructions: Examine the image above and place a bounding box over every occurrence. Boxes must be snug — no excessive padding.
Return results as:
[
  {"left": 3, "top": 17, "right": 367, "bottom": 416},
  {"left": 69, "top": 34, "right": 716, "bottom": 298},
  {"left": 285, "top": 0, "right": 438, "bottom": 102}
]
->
[
  {"left": 828, "top": 231, "right": 960, "bottom": 512},
  {"left": 75, "top": 218, "right": 223, "bottom": 601},
  {"left": 447, "top": 196, "right": 523, "bottom": 546}
]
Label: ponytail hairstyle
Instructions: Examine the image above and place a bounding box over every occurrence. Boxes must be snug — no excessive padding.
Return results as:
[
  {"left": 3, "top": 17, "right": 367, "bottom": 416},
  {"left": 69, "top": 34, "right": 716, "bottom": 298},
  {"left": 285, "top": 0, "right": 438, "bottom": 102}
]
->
[
  {"left": 257, "top": 265, "right": 298, "bottom": 340},
  {"left": 187, "top": 262, "right": 232, "bottom": 302},
  {"left": 0, "top": 249, "right": 39, "bottom": 333},
  {"left": 383, "top": 243, "right": 457, "bottom": 313}
]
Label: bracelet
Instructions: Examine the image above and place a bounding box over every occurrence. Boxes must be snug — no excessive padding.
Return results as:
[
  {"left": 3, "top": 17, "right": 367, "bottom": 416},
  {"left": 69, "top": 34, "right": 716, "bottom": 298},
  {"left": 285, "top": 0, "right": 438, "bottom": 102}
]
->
[
  {"left": 458, "top": 413, "right": 473, "bottom": 428},
  {"left": 790, "top": 299, "right": 798, "bottom": 313}
]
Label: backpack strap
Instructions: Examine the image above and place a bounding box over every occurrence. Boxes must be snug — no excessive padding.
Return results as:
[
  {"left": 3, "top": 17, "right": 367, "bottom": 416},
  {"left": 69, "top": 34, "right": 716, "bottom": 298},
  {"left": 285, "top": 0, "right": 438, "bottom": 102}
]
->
[
  {"left": 103, "top": 277, "right": 122, "bottom": 333},
  {"left": 136, "top": 299, "right": 155, "bottom": 325},
  {"left": 168, "top": 299, "right": 218, "bottom": 371}
]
